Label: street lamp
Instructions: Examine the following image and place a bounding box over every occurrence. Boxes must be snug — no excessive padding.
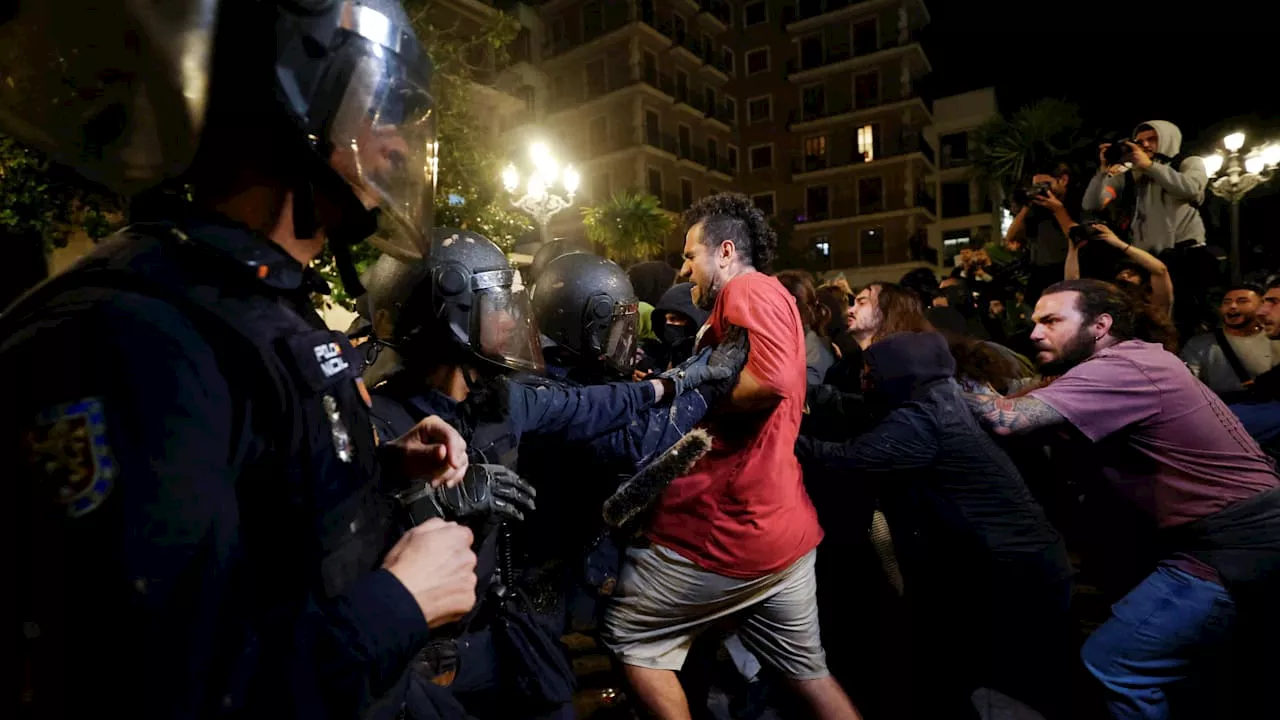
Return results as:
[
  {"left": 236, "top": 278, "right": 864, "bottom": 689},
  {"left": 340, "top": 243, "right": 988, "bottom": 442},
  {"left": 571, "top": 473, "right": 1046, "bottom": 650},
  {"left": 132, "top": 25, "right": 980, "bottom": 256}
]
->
[
  {"left": 1203, "top": 131, "right": 1280, "bottom": 282},
  {"left": 501, "top": 141, "right": 580, "bottom": 245}
]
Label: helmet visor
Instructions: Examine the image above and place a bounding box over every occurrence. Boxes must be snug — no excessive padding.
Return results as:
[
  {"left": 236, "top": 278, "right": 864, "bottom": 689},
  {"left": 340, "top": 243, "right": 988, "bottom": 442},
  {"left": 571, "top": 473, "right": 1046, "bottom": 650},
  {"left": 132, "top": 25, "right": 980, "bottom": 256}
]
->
[
  {"left": 327, "top": 41, "right": 437, "bottom": 253},
  {"left": 473, "top": 275, "right": 546, "bottom": 374},
  {"left": 601, "top": 302, "right": 640, "bottom": 373}
]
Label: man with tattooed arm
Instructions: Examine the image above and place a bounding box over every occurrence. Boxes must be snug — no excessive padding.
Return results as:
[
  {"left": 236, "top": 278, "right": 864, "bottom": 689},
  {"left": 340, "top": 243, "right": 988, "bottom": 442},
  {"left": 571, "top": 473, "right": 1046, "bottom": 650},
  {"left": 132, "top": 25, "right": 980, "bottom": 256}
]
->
[{"left": 965, "top": 278, "right": 1280, "bottom": 719}]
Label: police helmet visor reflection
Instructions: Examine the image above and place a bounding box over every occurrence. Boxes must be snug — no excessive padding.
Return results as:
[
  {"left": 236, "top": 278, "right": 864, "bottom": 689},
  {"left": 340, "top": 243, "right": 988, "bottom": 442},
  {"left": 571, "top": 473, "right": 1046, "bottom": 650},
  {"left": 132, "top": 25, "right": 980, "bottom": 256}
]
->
[
  {"left": 602, "top": 303, "right": 640, "bottom": 372},
  {"left": 328, "top": 3, "right": 437, "bottom": 249},
  {"left": 474, "top": 286, "right": 546, "bottom": 374}
]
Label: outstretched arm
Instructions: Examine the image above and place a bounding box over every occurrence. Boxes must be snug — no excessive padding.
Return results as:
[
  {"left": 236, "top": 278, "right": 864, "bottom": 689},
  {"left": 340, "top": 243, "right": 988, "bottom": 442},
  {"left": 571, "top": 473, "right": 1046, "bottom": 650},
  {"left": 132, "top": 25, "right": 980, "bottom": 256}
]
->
[{"left": 965, "top": 387, "right": 1065, "bottom": 436}]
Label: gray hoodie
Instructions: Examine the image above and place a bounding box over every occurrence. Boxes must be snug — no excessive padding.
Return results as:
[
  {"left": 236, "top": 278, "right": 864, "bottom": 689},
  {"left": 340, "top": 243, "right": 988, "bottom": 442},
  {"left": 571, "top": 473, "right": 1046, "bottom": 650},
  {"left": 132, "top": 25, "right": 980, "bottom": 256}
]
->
[{"left": 1082, "top": 119, "right": 1207, "bottom": 254}]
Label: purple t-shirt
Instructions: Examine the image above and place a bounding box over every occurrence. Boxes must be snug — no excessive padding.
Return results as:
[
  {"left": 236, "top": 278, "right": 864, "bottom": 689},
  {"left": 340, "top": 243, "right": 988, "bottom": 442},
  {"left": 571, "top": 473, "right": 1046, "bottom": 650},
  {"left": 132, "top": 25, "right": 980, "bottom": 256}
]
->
[{"left": 1032, "top": 340, "right": 1279, "bottom": 581}]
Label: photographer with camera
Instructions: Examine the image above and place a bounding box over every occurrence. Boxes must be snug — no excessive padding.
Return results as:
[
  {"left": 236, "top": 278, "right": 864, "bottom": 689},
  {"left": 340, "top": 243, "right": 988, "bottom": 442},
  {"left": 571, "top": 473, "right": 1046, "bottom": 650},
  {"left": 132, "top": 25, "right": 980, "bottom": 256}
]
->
[
  {"left": 1065, "top": 223, "right": 1174, "bottom": 317},
  {"left": 1004, "top": 164, "right": 1084, "bottom": 300}
]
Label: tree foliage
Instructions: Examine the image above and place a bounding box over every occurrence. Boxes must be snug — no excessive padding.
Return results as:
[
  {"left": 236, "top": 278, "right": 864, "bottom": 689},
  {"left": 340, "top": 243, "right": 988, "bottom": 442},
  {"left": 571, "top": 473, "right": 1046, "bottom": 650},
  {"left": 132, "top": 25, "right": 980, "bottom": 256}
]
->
[
  {"left": 314, "top": 0, "right": 534, "bottom": 311},
  {"left": 971, "top": 98, "right": 1093, "bottom": 196},
  {"left": 581, "top": 190, "right": 676, "bottom": 266},
  {"left": 0, "top": 133, "right": 122, "bottom": 248}
]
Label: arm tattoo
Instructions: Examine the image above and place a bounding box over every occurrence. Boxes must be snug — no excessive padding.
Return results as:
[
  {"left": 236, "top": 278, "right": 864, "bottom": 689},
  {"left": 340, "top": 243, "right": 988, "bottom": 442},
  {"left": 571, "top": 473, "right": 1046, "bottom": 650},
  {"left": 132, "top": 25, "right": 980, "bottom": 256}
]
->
[{"left": 965, "top": 391, "right": 1065, "bottom": 435}]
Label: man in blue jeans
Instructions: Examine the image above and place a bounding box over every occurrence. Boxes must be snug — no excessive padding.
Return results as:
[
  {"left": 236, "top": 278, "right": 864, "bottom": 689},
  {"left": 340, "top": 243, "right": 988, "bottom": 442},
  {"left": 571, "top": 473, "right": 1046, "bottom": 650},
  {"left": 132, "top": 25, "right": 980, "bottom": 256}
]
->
[{"left": 966, "top": 279, "right": 1280, "bottom": 719}]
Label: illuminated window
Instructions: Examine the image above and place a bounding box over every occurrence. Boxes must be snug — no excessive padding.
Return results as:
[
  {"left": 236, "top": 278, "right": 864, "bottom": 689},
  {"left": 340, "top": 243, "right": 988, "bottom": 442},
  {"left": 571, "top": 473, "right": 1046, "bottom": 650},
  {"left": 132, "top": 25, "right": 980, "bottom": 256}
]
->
[
  {"left": 814, "top": 237, "right": 830, "bottom": 257},
  {"left": 857, "top": 124, "right": 876, "bottom": 162}
]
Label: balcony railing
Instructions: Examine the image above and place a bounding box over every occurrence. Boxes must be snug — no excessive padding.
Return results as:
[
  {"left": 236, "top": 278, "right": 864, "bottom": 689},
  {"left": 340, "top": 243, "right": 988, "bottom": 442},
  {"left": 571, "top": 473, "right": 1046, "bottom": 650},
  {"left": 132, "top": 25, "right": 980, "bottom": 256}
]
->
[
  {"left": 784, "top": 0, "right": 859, "bottom": 25},
  {"left": 792, "top": 88, "right": 925, "bottom": 126},
  {"left": 786, "top": 30, "right": 924, "bottom": 75},
  {"left": 661, "top": 192, "right": 684, "bottom": 212},
  {"left": 790, "top": 135, "right": 935, "bottom": 174},
  {"left": 699, "top": 0, "right": 731, "bottom": 26}
]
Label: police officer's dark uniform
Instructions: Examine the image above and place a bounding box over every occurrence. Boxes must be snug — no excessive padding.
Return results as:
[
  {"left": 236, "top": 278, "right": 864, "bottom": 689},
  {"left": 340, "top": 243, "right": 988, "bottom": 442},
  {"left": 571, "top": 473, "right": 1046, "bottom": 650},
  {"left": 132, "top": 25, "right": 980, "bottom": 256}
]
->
[
  {"left": 361, "top": 230, "right": 736, "bottom": 719},
  {"left": 3, "top": 1, "right": 455, "bottom": 717},
  {"left": 521, "top": 252, "right": 743, "bottom": 637}
]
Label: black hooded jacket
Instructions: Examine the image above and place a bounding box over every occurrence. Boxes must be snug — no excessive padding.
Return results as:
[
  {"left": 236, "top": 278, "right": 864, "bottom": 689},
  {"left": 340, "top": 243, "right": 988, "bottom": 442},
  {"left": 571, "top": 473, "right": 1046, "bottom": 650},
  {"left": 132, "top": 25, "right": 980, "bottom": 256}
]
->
[{"left": 796, "top": 332, "right": 1070, "bottom": 583}]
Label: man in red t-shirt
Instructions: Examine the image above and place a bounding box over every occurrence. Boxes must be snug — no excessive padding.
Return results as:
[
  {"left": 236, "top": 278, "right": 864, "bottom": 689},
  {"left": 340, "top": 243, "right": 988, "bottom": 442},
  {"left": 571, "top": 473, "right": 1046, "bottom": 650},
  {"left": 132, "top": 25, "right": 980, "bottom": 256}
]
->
[{"left": 603, "top": 194, "right": 860, "bottom": 720}]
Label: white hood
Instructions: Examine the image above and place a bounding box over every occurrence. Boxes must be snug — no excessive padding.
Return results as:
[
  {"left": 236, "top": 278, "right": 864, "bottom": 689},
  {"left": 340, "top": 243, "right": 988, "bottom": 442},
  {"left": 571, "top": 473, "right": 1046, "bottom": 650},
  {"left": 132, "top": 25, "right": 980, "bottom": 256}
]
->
[{"left": 1135, "top": 119, "right": 1184, "bottom": 158}]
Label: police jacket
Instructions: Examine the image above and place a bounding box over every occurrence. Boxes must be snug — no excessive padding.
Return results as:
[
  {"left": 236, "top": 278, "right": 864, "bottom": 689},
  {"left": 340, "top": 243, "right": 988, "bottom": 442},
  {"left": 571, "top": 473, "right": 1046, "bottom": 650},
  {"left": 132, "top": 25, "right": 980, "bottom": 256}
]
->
[{"left": 3, "top": 211, "right": 427, "bottom": 719}]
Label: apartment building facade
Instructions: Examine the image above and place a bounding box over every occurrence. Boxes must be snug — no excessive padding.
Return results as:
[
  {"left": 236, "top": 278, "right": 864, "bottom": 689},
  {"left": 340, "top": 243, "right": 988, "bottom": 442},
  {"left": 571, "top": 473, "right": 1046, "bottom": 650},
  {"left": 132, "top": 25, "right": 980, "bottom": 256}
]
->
[{"left": 926, "top": 87, "right": 1002, "bottom": 268}]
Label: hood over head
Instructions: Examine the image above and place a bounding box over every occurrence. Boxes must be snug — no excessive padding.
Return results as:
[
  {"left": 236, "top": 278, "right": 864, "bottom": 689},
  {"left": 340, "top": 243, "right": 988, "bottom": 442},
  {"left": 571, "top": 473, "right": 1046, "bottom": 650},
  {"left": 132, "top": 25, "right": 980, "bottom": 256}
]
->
[
  {"left": 1135, "top": 119, "right": 1183, "bottom": 158},
  {"left": 652, "top": 282, "right": 709, "bottom": 335},
  {"left": 864, "top": 331, "right": 956, "bottom": 406}
]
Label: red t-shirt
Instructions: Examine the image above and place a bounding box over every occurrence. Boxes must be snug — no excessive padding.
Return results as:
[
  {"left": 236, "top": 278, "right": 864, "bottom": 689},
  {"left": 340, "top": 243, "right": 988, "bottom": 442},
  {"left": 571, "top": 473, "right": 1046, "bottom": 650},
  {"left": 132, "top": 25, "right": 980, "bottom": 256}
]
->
[{"left": 647, "top": 272, "right": 823, "bottom": 578}]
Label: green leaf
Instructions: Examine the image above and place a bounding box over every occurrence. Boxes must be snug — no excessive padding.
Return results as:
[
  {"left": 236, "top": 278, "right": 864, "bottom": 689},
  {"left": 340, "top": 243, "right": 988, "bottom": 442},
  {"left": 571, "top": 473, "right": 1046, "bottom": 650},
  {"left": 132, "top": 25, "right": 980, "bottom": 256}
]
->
[{"left": 580, "top": 190, "right": 676, "bottom": 265}]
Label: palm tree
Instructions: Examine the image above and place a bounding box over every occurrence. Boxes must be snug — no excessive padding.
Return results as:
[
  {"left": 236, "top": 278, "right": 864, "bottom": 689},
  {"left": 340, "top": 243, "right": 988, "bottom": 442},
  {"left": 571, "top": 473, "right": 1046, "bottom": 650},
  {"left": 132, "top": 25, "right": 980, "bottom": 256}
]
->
[
  {"left": 971, "top": 98, "right": 1091, "bottom": 196},
  {"left": 580, "top": 189, "right": 676, "bottom": 265}
]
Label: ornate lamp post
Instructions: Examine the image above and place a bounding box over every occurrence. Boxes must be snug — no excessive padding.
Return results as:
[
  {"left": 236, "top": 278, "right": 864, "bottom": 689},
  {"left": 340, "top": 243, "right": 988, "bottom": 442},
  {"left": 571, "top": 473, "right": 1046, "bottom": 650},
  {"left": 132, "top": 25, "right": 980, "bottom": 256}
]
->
[
  {"left": 1203, "top": 132, "right": 1280, "bottom": 282},
  {"left": 501, "top": 142, "right": 580, "bottom": 245}
]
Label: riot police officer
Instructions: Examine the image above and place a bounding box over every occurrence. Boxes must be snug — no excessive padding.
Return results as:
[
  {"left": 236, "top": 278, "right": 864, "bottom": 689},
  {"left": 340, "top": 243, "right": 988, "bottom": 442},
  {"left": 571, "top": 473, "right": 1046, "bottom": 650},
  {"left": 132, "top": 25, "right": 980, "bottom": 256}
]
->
[
  {"left": 2, "top": 1, "right": 480, "bottom": 717},
  {"left": 363, "top": 229, "right": 742, "bottom": 718}
]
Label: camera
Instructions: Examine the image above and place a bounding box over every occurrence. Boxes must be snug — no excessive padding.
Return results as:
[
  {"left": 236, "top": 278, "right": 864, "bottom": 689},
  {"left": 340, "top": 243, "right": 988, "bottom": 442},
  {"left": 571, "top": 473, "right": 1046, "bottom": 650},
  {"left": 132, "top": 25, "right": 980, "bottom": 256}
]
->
[
  {"left": 1068, "top": 222, "right": 1112, "bottom": 247},
  {"left": 1104, "top": 137, "right": 1134, "bottom": 166},
  {"left": 1010, "top": 181, "right": 1053, "bottom": 207}
]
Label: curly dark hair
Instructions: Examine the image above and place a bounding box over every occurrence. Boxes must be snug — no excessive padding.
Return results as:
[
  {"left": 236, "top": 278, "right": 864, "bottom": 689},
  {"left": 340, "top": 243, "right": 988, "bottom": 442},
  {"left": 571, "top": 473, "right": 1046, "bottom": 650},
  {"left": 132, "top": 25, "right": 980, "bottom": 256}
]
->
[
  {"left": 681, "top": 192, "right": 777, "bottom": 271},
  {"left": 1043, "top": 278, "right": 1178, "bottom": 352}
]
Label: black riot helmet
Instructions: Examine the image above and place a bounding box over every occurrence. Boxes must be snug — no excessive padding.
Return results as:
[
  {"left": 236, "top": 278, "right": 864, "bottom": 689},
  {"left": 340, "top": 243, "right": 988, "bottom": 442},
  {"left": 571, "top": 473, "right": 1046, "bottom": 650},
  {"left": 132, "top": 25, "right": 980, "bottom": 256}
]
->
[
  {"left": 531, "top": 253, "right": 640, "bottom": 375},
  {"left": 392, "top": 228, "right": 545, "bottom": 375},
  {"left": 0, "top": 0, "right": 438, "bottom": 285},
  {"left": 527, "top": 237, "right": 590, "bottom": 286}
]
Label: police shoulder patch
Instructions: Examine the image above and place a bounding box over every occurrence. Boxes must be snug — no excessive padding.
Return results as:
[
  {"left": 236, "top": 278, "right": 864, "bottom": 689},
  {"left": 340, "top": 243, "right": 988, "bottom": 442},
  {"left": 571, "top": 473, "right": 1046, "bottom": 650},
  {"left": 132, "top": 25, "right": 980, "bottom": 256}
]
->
[{"left": 24, "top": 398, "right": 117, "bottom": 518}]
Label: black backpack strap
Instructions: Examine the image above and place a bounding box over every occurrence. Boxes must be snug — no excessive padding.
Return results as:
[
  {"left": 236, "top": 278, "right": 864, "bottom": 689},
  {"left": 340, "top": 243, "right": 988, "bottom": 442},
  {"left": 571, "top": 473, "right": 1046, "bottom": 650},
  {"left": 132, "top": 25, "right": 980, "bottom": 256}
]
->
[{"left": 1214, "top": 327, "right": 1254, "bottom": 385}]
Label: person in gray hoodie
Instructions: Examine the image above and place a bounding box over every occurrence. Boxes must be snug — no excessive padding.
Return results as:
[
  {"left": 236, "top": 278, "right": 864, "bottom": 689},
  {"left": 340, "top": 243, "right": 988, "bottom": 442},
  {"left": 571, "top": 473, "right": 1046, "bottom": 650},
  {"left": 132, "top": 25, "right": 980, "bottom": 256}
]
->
[{"left": 1083, "top": 119, "right": 1208, "bottom": 254}]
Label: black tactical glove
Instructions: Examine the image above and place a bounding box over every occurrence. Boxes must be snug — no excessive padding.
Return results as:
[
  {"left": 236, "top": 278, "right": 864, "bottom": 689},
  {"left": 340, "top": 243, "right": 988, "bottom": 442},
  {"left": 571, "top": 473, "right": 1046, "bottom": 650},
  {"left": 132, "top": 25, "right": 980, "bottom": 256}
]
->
[
  {"left": 660, "top": 325, "right": 749, "bottom": 398},
  {"left": 690, "top": 324, "right": 750, "bottom": 405},
  {"left": 399, "top": 464, "right": 536, "bottom": 527}
]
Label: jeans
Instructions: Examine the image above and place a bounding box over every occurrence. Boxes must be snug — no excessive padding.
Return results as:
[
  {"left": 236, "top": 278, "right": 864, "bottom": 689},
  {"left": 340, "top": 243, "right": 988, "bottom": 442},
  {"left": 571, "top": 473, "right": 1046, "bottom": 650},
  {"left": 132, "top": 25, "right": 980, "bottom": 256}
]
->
[{"left": 1081, "top": 565, "right": 1236, "bottom": 719}]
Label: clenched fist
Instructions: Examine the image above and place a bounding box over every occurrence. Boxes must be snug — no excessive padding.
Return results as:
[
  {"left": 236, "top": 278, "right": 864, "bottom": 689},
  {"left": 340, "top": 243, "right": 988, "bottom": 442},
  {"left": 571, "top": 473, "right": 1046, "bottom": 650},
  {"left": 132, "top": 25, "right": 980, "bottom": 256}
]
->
[{"left": 383, "top": 519, "right": 478, "bottom": 628}]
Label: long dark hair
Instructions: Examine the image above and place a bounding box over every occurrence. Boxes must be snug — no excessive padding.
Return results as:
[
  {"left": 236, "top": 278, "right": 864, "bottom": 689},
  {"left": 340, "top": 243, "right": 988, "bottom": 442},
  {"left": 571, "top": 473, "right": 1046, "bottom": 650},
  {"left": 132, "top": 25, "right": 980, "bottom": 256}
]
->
[
  {"left": 776, "top": 270, "right": 832, "bottom": 338},
  {"left": 869, "top": 282, "right": 933, "bottom": 344},
  {"left": 816, "top": 284, "right": 850, "bottom": 339},
  {"left": 1043, "top": 278, "right": 1178, "bottom": 352}
]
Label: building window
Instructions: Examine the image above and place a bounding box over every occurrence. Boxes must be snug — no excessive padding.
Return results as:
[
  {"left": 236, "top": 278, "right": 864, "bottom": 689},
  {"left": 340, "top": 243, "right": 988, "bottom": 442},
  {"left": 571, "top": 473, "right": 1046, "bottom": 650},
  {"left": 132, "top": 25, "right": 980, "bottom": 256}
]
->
[
  {"left": 585, "top": 58, "right": 606, "bottom": 96},
  {"left": 647, "top": 167, "right": 663, "bottom": 197},
  {"left": 860, "top": 227, "right": 885, "bottom": 265},
  {"left": 588, "top": 116, "right": 608, "bottom": 154},
  {"left": 799, "top": 34, "right": 823, "bottom": 69},
  {"left": 642, "top": 50, "right": 659, "bottom": 84},
  {"left": 858, "top": 176, "right": 884, "bottom": 213},
  {"left": 853, "top": 71, "right": 879, "bottom": 108},
  {"left": 745, "top": 48, "right": 769, "bottom": 75},
  {"left": 707, "top": 137, "right": 719, "bottom": 164},
  {"left": 749, "top": 144, "right": 773, "bottom": 170},
  {"left": 678, "top": 124, "right": 692, "bottom": 159},
  {"left": 940, "top": 132, "right": 970, "bottom": 168},
  {"left": 801, "top": 84, "right": 826, "bottom": 121},
  {"left": 853, "top": 18, "right": 878, "bottom": 54},
  {"left": 743, "top": 1, "right": 766, "bottom": 26},
  {"left": 672, "top": 14, "right": 687, "bottom": 43},
  {"left": 675, "top": 70, "right": 689, "bottom": 104},
  {"left": 704, "top": 86, "right": 717, "bottom": 114},
  {"left": 645, "top": 109, "right": 661, "bottom": 144},
  {"left": 722, "top": 47, "right": 735, "bottom": 75},
  {"left": 727, "top": 145, "right": 739, "bottom": 171},
  {"left": 681, "top": 178, "right": 694, "bottom": 209},
  {"left": 802, "top": 135, "right": 827, "bottom": 172},
  {"left": 857, "top": 124, "right": 877, "bottom": 162},
  {"left": 550, "top": 16, "right": 565, "bottom": 46},
  {"left": 582, "top": 0, "right": 603, "bottom": 38},
  {"left": 747, "top": 96, "right": 771, "bottom": 125},
  {"left": 723, "top": 97, "right": 737, "bottom": 126},
  {"left": 701, "top": 33, "right": 714, "bottom": 63},
  {"left": 806, "top": 186, "right": 830, "bottom": 222},
  {"left": 941, "top": 182, "right": 971, "bottom": 218},
  {"left": 592, "top": 172, "right": 611, "bottom": 203},
  {"left": 814, "top": 236, "right": 830, "bottom": 258},
  {"left": 751, "top": 192, "right": 775, "bottom": 216}
]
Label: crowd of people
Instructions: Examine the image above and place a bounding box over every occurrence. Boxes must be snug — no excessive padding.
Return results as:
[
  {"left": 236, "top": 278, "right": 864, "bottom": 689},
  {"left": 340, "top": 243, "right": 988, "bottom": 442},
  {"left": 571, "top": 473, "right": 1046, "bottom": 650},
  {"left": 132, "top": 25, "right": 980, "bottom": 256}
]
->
[{"left": 5, "top": 1, "right": 1280, "bottom": 719}]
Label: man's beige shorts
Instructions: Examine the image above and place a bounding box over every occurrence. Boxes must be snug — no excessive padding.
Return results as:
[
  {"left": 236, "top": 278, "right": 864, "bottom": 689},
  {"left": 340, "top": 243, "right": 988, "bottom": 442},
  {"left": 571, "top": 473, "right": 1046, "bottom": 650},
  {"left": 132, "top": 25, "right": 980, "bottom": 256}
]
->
[{"left": 602, "top": 544, "right": 828, "bottom": 680}]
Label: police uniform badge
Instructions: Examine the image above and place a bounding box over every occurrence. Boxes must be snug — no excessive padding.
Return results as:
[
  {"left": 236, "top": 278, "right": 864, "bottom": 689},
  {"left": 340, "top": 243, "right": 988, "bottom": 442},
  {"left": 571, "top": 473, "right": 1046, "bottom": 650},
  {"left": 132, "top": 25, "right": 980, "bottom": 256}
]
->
[{"left": 24, "top": 398, "right": 116, "bottom": 518}]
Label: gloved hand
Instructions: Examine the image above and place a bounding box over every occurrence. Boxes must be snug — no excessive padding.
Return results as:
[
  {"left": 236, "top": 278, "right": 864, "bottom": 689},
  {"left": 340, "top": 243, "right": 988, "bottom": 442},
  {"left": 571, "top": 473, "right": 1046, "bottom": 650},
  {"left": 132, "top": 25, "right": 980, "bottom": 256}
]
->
[
  {"left": 400, "top": 463, "right": 536, "bottom": 527},
  {"left": 686, "top": 325, "right": 750, "bottom": 405}
]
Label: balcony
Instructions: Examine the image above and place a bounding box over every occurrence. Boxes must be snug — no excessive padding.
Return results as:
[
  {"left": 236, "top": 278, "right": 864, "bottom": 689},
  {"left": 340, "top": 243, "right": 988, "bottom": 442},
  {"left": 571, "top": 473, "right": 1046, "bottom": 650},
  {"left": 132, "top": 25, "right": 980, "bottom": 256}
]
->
[
  {"left": 786, "top": 32, "right": 929, "bottom": 84},
  {"left": 791, "top": 186, "right": 936, "bottom": 227},
  {"left": 790, "top": 135, "right": 935, "bottom": 176},
  {"left": 784, "top": 0, "right": 928, "bottom": 34},
  {"left": 708, "top": 155, "right": 737, "bottom": 177},
  {"left": 790, "top": 88, "right": 927, "bottom": 127},
  {"left": 710, "top": 101, "right": 736, "bottom": 128},
  {"left": 673, "top": 85, "right": 708, "bottom": 115},
  {"left": 698, "top": 0, "right": 732, "bottom": 29},
  {"left": 661, "top": 192, "right": 685, "bottom": 213}
]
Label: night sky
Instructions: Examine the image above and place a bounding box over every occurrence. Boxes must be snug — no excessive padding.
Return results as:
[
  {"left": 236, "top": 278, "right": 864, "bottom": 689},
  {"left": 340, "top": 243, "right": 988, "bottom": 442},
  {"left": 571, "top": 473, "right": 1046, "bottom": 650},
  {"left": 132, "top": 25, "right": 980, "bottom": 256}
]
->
[{"left": 921, "top": 0, "right": 1280, "bottom": 270}]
